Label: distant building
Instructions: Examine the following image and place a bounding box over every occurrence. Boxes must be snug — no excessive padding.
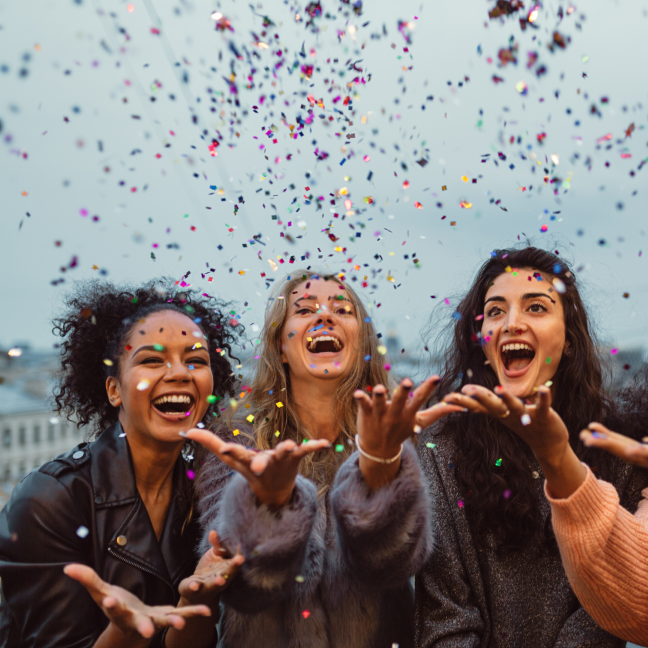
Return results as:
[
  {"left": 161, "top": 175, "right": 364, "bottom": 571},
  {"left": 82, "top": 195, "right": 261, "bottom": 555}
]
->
[
  {"left": 0, "top": 384, "right": 83, "bottom": 483},
  {"left": 0, "top": 346, "right": 84, "bottom": 508}
]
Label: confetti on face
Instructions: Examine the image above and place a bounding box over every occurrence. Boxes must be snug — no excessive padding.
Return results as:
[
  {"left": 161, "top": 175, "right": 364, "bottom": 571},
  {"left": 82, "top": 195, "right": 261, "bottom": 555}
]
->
[{"left": 137, "top": 380, "right": 150, "bottom": 391}]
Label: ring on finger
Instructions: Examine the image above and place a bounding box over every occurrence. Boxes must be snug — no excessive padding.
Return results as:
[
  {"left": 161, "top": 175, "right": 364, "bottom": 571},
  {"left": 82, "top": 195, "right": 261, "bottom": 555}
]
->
[{"left": 498, "top": 409, "right": 510, "bottom": 419}]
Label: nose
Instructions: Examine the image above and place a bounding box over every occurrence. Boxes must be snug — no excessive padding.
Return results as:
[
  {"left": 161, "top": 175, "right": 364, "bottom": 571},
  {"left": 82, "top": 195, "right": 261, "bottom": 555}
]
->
[
  {"left": 316, "top": 315, "right": 336, "bottom": 330},
  {"left": 503, "top": 308, "right": 528, "bottom": 335},
  {"left": 163, "top": 358, "right": 192, "bottom": 382}
]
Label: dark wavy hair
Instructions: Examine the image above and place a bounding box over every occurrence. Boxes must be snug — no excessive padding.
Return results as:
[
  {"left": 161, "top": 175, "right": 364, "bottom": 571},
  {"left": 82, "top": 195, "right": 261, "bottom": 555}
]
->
[
  {"left": 429, "top": 246, "right": 628, "bottom": 552},
  {"left": 52, "top": 279, "right": 242, "bottom": 436}
]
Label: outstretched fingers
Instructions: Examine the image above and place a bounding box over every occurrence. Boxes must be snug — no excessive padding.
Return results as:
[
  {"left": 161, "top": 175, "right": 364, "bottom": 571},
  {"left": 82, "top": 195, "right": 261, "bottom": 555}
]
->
[
  {"left": 64, "top": 564, "right": 109, "bottom": 603},
  {"left": 416, "top": 402, "right": 466, "bottom": 429},
  {"left": 581, "top": 423, "right": 648, "bottom": 468},
  {"left": 407, "top": 376, "right": 442, "bottom": 413},
  {"left": 442, "top": 392, "right": 491, "bottom": 415},
  {"left": 353, "top": 389, "right": 373, "bottom": 417}
]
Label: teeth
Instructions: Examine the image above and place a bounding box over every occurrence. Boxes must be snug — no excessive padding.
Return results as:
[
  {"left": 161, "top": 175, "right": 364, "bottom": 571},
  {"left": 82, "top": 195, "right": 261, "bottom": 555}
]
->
[
  {"left": 501, "top": 343, "right": 533, "bottom": 353},
  {"left": 153, "top": 395, "right": 192, "bottom": 405},
  {"left": 308, "top": 335, "right": 342, "bottom": 351}
]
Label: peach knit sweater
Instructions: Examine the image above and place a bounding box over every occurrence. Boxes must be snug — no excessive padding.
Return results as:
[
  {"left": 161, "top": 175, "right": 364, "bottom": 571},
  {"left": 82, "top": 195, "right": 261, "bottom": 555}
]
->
[{"left": 546, "top": 464, "right": 648, "bottom": 646}]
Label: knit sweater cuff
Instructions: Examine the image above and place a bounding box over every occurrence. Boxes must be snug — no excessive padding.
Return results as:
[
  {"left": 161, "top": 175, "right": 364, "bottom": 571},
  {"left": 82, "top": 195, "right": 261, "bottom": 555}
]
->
[{"left": 546, "top": 463, "right": 619, "bottom": 542}]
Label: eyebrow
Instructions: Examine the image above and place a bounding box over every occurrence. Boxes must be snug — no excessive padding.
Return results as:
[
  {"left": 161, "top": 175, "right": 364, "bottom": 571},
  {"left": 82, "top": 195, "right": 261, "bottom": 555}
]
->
[
  {"left": 132, "top": 344, "right": 209, "bottom": 357},
  {"left": 293, "top": 295, "right": 319, "bottom": 306},
  {"left": 484, "top": 292, "right": 555, "bottom": 306}
]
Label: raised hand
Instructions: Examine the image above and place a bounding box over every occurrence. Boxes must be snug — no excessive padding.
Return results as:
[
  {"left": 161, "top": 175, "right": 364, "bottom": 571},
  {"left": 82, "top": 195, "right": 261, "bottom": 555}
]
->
[
  {"left": 353, "top": 376, "right": 464, "bottom": 460},
  {"left": 352, "top": 376, "right": 463, "bottom": 489},
  {"left": 581, "top": 423, "right": 648, "bottom": 469},
  {"left": 63, "top": 564, "right": 210, "bottom": 639},
  {"left": 186, "top": 429, "right": 330, "bottom": 508},
  {"left": 443, "top": 384, "right": 587, "bottom": 498},
  {"left": 178, "top": 530, "right": 244, "bottom": 607},
  {"left": 443, "top": 383, "right": 569, "bottom": 463}
]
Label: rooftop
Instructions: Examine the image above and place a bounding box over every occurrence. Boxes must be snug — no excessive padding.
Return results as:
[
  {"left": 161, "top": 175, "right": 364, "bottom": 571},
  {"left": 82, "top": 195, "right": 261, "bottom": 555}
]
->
[{"left": 0, "top": 383, "right": 51, "bottom": 417}]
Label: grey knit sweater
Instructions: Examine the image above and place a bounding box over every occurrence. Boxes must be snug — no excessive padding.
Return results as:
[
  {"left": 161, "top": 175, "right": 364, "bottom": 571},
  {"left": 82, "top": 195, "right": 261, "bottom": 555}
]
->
[
  {"left": 415, "top": 424, "right": 648, "bottom": 648},
  {"left": 194, "top": 433, "right": 433, "bottom": 648}
]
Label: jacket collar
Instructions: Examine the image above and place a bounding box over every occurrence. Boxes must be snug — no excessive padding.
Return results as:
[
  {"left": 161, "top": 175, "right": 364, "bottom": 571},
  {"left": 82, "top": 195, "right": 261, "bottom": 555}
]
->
[{"left": 90, "top": 423, "right": 197, "bottom": 588}]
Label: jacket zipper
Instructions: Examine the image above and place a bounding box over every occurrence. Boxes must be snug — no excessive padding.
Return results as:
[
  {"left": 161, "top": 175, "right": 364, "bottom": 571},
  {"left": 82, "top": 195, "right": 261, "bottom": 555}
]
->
[{"left": 107, "top": 547, "right": 175, "bottom": 598}]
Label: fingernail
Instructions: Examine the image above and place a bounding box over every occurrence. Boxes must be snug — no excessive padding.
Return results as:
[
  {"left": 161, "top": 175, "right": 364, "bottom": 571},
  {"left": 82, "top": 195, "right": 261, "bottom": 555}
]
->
[
  {"left": 221, "top": 449, "right": 231, "bottom": 455},
  {"left": 179, "top": 431, "right": 189, "bottom": 438},
  {"left": 591, "top": 432, "right": 607, "bottom": 439},
  {"left": 285, "top": 447, "right": 294, "bottom": 453}
]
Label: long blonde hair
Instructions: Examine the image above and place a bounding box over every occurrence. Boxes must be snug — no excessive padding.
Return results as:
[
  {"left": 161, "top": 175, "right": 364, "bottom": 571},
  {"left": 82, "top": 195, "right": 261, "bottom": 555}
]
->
[{"left": 228, "top": 270, "right": 393, "bottom": 488}]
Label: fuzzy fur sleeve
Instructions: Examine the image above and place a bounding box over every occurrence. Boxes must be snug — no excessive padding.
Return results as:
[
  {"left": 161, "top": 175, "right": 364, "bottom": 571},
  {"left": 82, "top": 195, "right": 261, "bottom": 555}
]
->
[
  {"left": 195, "top": 441, "right": 319, "bottom": 613},
  {"left": 330, "top": 442, "right": 433, "bottom": 590}
]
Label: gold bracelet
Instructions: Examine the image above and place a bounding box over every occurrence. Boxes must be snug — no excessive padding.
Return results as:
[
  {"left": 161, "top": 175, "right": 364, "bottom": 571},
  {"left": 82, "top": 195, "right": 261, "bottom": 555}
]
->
[{"left": 355, "top": 434, "right": 403, "bottom": 464}]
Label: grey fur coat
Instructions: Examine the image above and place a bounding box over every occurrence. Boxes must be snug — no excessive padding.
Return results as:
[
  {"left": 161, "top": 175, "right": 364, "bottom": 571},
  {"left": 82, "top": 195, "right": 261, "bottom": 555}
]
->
[{"left": 194, "top": 435, "right": 433, "bottom": 648}]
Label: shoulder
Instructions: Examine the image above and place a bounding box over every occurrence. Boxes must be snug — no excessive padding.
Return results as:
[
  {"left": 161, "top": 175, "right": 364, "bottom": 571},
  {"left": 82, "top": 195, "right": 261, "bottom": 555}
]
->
[
  {"left": 2, "top": 444, "right": 93, "bottom": 538},
  {"left": 39, "top": 441, "right": 92, "bottom": 480}
]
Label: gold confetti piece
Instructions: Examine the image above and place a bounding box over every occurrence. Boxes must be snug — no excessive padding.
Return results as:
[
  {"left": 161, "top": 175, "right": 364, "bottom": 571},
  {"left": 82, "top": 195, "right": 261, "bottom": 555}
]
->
[
  {"left": 233, "top": 429, "right": 240, "bottom": 436},
  {"left": 276, "top": 402, "right": 284, "bottom": 408}
]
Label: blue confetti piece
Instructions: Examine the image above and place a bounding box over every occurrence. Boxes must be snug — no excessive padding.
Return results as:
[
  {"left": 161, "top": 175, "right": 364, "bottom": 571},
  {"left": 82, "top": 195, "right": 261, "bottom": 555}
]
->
[
  {"left": 363, "top": 354, "right": 371, "bottom": 361},
  {"left": 308, "top": 323, "right": 324, "bottom": 333},
  {"left": 340, "top": 158, "right": 346, "bottom": 166}
]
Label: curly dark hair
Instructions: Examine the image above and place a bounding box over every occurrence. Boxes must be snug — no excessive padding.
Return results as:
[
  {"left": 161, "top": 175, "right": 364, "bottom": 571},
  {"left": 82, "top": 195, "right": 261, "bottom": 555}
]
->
[
  {"left": 53, "top": 279, "right": 242, "bottom": 436},
  {"left": 429, "top": 246, "right": 643, "bottom": 552}
]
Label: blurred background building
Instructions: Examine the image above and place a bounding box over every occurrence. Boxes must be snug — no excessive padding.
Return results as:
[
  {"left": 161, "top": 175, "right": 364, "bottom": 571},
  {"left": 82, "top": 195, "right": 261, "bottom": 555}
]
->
[{"left": 0, "top": 345, "right": 85, "bottom": 509}]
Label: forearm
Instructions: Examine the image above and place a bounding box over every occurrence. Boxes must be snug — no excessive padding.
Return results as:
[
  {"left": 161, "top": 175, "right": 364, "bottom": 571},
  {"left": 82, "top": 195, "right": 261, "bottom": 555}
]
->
[
  {"left": 536, "top": 443, "right": 587, "bottom": 500},
  {"left": 548, "top": 467, "right": 648, "bottom": 645},
  {"left": 92, "top": 623, "right": 153, "bottom": 648},
  {"left": 333, "top": 446, "right": 432, "bottom": 587},
  {"left": 164, "top": 599, "right": 217, "bottom": 648},
  {"left": 358, "top": 454, "right": 401, "bottom": 490}
]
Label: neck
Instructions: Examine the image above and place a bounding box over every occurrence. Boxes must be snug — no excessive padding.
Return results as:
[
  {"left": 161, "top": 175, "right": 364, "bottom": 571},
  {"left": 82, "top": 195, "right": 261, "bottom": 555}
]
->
[
  {"left": 121, "top": 422, "right": 183, "bottom": 501},
  {"left": 290, "top": 376, "right": 341, "bottom": 443}
]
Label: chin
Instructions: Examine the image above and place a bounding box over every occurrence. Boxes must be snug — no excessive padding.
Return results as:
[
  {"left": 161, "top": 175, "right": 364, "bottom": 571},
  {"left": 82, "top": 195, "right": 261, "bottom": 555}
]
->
[{"left": 499, "top": 377, "right": 538, "bottom": 400}]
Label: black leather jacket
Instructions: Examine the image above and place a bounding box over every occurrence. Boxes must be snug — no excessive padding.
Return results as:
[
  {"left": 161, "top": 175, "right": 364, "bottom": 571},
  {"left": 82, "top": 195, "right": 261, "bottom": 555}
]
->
[{"left": 0, "top": 423, "right": 200, "bottom": 648}]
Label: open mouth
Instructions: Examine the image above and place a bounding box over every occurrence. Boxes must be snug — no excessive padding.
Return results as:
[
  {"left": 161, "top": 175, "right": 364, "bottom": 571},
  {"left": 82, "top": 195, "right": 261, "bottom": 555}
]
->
[
  {"left": 501, "top": 342, "right": 535, "bottom": 373},
  {"left": 152, "top": 394, "right": 194, "bottom": 417},
  {"left": 307, "top": 335, "right": 344, "bottom": 354}
]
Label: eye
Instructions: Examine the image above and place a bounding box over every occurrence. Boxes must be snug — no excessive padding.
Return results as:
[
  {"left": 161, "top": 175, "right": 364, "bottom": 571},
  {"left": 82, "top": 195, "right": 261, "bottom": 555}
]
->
[
  {"left": 188, "top": 357, "right": 209, "bottom": 365},
  {"left": 486, "top": 305, "right": 504, "bottom": 317},
  {"left": 528, "top": 302, "right": 547, "bottom": 313},
  {"left": 295, "top": 307, "right": 312, "bottom": 315},
  {"left": 335, "top": 307, "right": 352, "bottom": 315},
  {"left": 140, "top": 356, "right": 163, "bottom": 364}
]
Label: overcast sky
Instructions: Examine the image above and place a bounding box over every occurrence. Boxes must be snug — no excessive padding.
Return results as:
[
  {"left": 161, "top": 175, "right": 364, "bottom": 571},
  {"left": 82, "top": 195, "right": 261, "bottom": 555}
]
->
[{"left": 1, "top": 0, "right": 647, "bottom": 357}]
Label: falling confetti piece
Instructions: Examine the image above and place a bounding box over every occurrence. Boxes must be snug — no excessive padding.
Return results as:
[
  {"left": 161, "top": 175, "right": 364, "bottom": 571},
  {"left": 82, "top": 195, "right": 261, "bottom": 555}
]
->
[{"left": 137, "top": 380, "right": 150, "bottom": 391}]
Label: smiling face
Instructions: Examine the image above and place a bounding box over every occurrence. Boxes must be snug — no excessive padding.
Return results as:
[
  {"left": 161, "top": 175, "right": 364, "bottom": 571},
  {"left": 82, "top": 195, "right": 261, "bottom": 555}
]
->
[
  {"left": 481, "top": 268, "right": 567, "bottom": 399},
  {"left": 106, "top": 310, "right": 214, "bottom": 446},
  {"left": 280, "top": 278, "right": 360, "bottom": 385}
]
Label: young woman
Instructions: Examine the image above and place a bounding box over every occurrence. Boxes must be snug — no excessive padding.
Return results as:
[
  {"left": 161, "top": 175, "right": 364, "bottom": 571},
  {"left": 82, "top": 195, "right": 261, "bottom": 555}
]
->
[
  {"left": 0, "top": 280, "right": 244, "bottom": 648},
  {"left": 415, "top": 247, "right": 648, "bottom": 648},
  {"left": 447, "top": 366, "right": 648, "bottom": 645},
  {"left": 185, "top": 270, "right": 462, "bottom": 648}
]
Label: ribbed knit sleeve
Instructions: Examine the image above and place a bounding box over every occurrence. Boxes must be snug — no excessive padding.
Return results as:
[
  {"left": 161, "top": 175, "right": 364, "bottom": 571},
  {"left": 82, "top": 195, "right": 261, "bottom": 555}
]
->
[{"left": 547, "top": 463, "right": 648, "bottom": 646}]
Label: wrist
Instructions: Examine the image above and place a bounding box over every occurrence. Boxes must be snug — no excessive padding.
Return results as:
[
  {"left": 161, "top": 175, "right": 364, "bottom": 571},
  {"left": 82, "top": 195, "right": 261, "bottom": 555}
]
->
[
  {"left": 536, "top": 445, "right": 587, "bottom": 499},
  {"left": 356, "top": 434, "right": 403, "bottom": 462}
]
